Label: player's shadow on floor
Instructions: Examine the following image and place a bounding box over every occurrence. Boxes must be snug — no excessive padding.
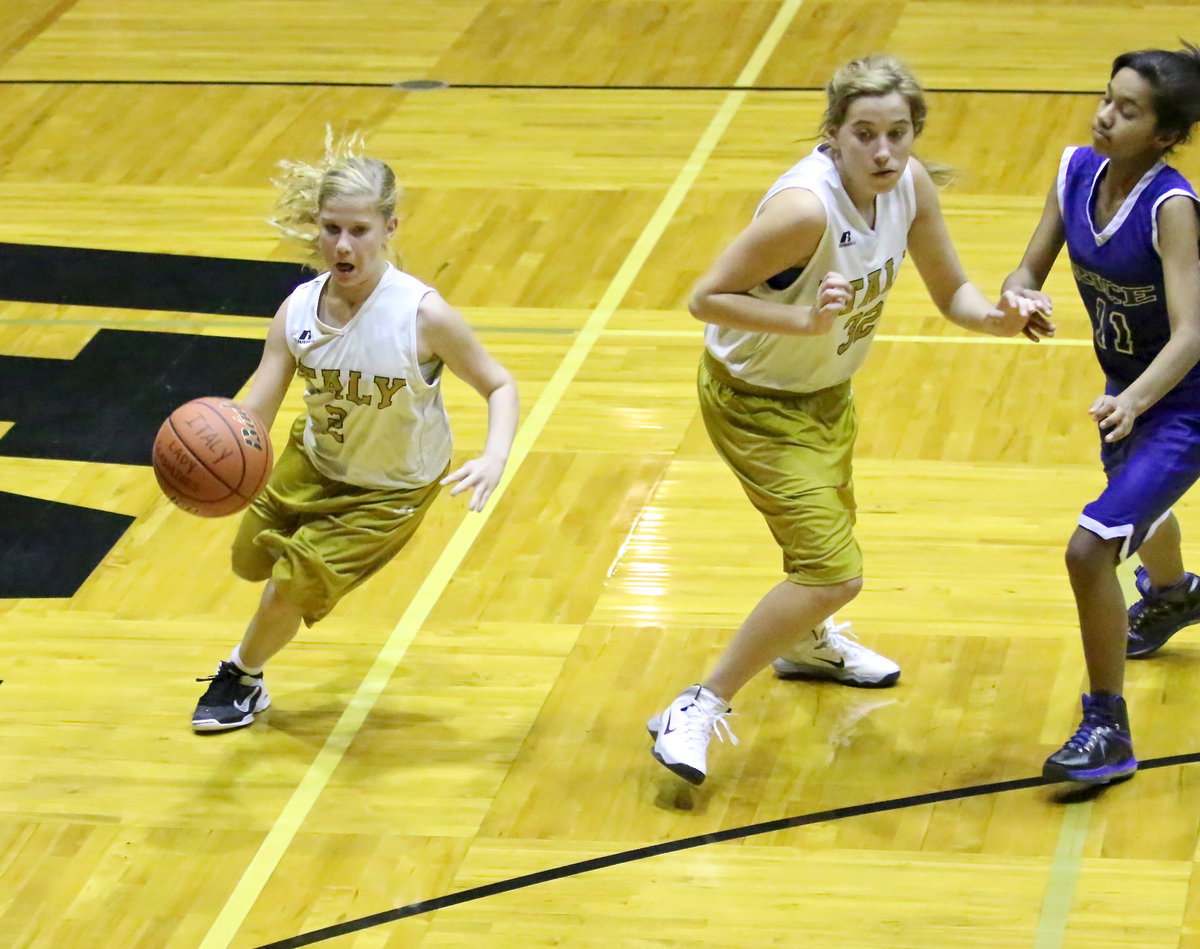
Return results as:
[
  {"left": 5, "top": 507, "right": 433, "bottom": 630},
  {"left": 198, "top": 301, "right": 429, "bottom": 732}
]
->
[{"left": 1048, "top": 776, "right": 1133, "bottom": 804}]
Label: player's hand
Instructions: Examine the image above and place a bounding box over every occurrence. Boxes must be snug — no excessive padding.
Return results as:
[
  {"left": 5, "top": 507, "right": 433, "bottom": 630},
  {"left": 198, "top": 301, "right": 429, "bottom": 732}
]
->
[
  {"left": 1022, "top": 310, "right": 1057, "bottom": 342},
  {"left": 1011, "top": 288, "right": 1056, "bottom": 342},
  {"left": 1089, "top": 393, "right": 1137, "bottom": 443},
  {"left": 440, "top": 454, "right": 506, "bottom": 511},
  {"left": 802, "top": 272, "right": 852, "bottom": 334},
  {"left": 985, "top": 290, "right": 1054, "bottom": 338}
]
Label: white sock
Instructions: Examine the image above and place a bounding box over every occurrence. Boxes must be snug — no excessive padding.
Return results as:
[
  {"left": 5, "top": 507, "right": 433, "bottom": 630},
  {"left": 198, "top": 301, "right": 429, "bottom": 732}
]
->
[{"left": 230, "top": 647, "right": 264, "bottom": 677}]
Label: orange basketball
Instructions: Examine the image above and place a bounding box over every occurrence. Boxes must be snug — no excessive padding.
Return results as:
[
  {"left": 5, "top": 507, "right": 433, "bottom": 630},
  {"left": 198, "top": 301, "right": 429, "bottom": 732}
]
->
[{"left": 152, "top": 398, "right": 273, "bottom": 517}]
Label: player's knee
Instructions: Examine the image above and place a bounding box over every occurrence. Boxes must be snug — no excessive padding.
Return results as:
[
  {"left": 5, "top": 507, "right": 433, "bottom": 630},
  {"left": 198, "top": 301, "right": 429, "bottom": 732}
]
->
[
  {"left": 832, "top": 575, "right": 863, "bottom": 605},
  {"left": 231, "top": 548, "right": 273, "bottom": 582},
  {"left": 267, "top": 574, "right": 336, "bottom": 626},
  {"left": 1065, "top": 527, "right": 1120, "bottom": 578},
  {"left": 813, "top": 576, "right": 862, "bottom": 612}
]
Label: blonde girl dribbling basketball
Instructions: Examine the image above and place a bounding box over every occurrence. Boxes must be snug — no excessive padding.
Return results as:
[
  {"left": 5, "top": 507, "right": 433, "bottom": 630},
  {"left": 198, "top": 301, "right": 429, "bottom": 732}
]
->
[{"left": 191, "top": 135, "right": 518, "bottom": 731}]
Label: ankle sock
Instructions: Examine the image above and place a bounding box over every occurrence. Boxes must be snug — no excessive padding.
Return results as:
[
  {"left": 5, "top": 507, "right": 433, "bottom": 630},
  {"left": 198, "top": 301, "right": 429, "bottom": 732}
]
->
[{"left": 230, "top": 647, "right": 264, "bottom": 677}]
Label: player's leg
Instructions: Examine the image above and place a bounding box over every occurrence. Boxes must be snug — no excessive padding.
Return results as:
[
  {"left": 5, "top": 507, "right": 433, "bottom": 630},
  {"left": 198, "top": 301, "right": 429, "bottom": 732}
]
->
[
  {"left": 194, "top": 471, "right": 442, "bottom": 732},
  {"left": 705, "top": 577, "right": 861, "bottom": 700},
  {"left": 192, "top": 580, "right": 296, "bottom": 733},
  {"left": 1134, "top": 511, "right": 1185, "bottom": 587},
  {"left": 1127, "top": 509, "right": 1200, "bottom": 657},
  {"left": 703, "top": 360, "right": 898, "bottom": 688},
  {"left": 1114, "top": 408, "right": 1200, "bottom": 658},
  {"left": 193, "top": 420, "right": 308, "bottom": 732},
  {"left": 647, "top": 360, "right": 895, "bottom": 784},
  {"left": 237, "top": 580, "right": 304, "bottom": 669},
  {"left": 193, "top": 406, "right": 442, "bottom": 731},
  {"left": 648, "top": 576, "right": 867, "bottom": 786},
  {"left": 1043, "top": 406, "right": 1200, "bottom": 782},
  {"left": 1043, "top": 525, "right": 1135, "bottom": 784},
  {"left": 1065, "top": 527, "right": 1128, "bottom": 696}
]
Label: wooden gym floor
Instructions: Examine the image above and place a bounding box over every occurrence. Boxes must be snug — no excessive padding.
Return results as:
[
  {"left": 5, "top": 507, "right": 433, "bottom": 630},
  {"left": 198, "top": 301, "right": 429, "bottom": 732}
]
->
[{"left": 3, "top": 2, "right": 1200, "bottom": 947}]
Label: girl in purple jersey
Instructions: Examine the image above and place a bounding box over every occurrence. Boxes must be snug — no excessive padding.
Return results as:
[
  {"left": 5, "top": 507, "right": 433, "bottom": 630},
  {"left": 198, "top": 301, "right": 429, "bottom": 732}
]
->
[{"left": 1004, "top": 43, "right": 1200, "bottom": 785}]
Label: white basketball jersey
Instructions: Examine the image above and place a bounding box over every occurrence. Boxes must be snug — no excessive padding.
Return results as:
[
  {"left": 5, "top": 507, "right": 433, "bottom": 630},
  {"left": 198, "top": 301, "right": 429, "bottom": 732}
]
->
[
  {"left": 706, "top": 145, "right": 916, "bottom": 392},
  {"left": 284, "top": 263, "right": 452, "bottom": 490}
]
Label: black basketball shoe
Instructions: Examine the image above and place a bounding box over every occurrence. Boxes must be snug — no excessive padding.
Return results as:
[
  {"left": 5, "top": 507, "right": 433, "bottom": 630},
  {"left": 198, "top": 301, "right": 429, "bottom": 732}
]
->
[
  {"left": 1043, "top": 693, "right": 1136, "bottom": 785},
  {"left": 1127, "top": 567, "right": 1200, "bottom": 658},
  {"left": 192, "top": 660, "right": 270, "bottom": 732}
]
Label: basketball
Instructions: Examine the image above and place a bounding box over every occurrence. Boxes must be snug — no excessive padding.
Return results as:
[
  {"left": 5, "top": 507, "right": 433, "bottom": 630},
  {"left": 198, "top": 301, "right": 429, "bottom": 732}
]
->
[{"left": 152, "top": 398, "right": 273, "bottom": 517}]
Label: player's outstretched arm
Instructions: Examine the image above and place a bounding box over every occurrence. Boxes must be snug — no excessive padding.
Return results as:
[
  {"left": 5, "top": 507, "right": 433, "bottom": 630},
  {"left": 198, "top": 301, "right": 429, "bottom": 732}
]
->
[
  {"left": 908, "top": 162, "right": 1054, "bottom": 340},
  {"left": 1000, "top": 178, "right": 1064, "bottom": 340}
]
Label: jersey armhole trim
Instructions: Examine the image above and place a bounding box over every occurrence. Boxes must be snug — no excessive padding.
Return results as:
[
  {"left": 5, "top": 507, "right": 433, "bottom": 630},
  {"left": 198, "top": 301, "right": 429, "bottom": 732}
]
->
[
  {"left": 1055, "top": 146, "right": 1077, "bottom": 216},
  {"left": 1150, "top": 189, "right": 1200, "bottom": 257}
]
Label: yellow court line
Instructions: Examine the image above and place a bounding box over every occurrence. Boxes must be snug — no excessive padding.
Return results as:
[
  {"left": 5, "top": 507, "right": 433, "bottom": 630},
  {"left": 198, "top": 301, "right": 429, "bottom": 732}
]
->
[
  {"left": 197, "top": 2, "right": 810, "bottom": 947},
  {"left": 602, "top": 328, "right": 1094, "bottom": 345},
  {"left": 1034, "top": 547, "right": 1136, "bottom": 946},
  {"left": 1034, "top": 801, "right": 1092, "bottom": 949}
]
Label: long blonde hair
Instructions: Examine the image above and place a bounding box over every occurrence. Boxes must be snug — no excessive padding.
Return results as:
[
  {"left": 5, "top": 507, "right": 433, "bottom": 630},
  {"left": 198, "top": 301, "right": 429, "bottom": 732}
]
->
[
  {"left": 821, "top": 54, "right": 928, "bottom": 139},
  {"left": 820, "top": 54, "right": 953, "bottom": 185},
  {"left": 270, "top": 130, "right": 401, "bottom": 265}
]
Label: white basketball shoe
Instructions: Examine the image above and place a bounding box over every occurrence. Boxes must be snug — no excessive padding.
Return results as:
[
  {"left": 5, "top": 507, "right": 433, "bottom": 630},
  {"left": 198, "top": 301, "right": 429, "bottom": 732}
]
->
[
  {"left": 772, "top": 617, "right": 900, "bottom": 688},
  {"left": 647, "top": 685, "right": 737, "bottom": 785}
]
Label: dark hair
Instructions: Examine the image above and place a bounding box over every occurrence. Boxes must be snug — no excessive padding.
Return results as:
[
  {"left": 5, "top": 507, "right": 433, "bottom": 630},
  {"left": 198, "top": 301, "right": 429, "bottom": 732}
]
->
[{"left": 1111, "top": 40, "right": 1200, "bottom": 147}]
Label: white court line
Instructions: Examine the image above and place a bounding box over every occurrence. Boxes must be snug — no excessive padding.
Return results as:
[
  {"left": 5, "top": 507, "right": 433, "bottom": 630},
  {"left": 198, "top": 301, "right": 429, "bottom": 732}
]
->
[{"left": 197, "top": 2, "right": 810, "bottom": 946}]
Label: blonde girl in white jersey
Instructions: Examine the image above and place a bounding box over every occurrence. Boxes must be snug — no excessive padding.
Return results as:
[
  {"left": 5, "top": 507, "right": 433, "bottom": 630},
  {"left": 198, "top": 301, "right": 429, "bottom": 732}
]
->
[
  {"left": 648, "top": 55, "right": 1055, "bottom": 785},
  {"left": 191, "top": 135, "right": 518, "bottom": 732}
]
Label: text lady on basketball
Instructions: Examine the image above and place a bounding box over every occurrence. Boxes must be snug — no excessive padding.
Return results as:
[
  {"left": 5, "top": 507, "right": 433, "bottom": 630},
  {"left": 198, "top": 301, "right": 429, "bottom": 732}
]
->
[{"left": 191, "top": 136, "right": 518, "bottom": 732}]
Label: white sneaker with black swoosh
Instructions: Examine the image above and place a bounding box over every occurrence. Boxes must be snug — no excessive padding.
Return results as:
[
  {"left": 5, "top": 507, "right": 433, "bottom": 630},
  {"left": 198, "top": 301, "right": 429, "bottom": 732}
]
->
[
  {"left": 772, "top": 618, "right": 899, "bottom": 688},
  {"left": 192, "top": 660, "right": 271, "bottom": 732},
  {"left": 647, "top": 685, "right": 736, "bottom": 785}
]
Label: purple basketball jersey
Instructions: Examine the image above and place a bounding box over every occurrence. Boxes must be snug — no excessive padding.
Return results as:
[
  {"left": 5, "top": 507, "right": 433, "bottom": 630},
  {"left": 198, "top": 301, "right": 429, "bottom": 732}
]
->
[
  {"left": 1058, "top": 146, "right": 1200, "bottom": 394},
  {"left": 1059, "top": 146, "right": 1200, "bottom": 555}
]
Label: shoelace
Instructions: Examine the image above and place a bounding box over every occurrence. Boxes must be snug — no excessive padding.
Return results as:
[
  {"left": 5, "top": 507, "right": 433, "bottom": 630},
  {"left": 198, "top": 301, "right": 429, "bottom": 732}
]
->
[
  {"left": 195, "top": 664, "right": 255, "bottom": 702},
  {"left": 1130, "top": 595, "right": 1187, "bottom": 630},
  {"left": 678, "top": 702, "right": 739, "bottom": 751},
  {"left": 820, "top": 619, "right": 865, "bottom": 654},
  {"left": 1131, "top": 570, "right": 1199, "bottom": 627},
  {"left": 1062, "top": 710, "right": 1111, "bottom": 751},
  {"left": 196, "top": 665, "right": 240, "bottom": 684}
]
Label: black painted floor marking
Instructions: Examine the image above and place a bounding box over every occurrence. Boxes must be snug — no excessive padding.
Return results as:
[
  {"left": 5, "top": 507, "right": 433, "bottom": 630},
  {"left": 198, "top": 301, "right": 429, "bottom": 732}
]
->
[
  {"left": 250, "top": 751, "right": 1200, "bottom": 949},
  {"left": 0, "top": 493, "right": 135, "bottom": 598},
  {"left": 0, "top": 330, "right": 264, "bottom": 466},
  {"left": 0, "top": 243, "right": 308, "bottom": 316}
]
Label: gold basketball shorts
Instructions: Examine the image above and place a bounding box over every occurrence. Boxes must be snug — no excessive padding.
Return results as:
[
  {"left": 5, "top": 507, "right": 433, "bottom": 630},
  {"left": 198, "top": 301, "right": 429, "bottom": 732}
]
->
[
  {"left": 698, "top": 352, "right": 862, "bottom": 585},
  {"left": 231, "top": 415, "right": 444, "bottom": 624}
]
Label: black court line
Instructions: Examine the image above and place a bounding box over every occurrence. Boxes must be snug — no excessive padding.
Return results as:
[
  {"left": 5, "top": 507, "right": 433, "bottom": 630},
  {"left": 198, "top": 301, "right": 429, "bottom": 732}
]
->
[
  {"left": 253, "top": 750, "right": 1200, "bottom": 949},
  {"left": 0, "top": 79, "right": 1103, "bottom": 96},
  {"left": 436, "top": 84, "right": 1106, "bottom": 96}
]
